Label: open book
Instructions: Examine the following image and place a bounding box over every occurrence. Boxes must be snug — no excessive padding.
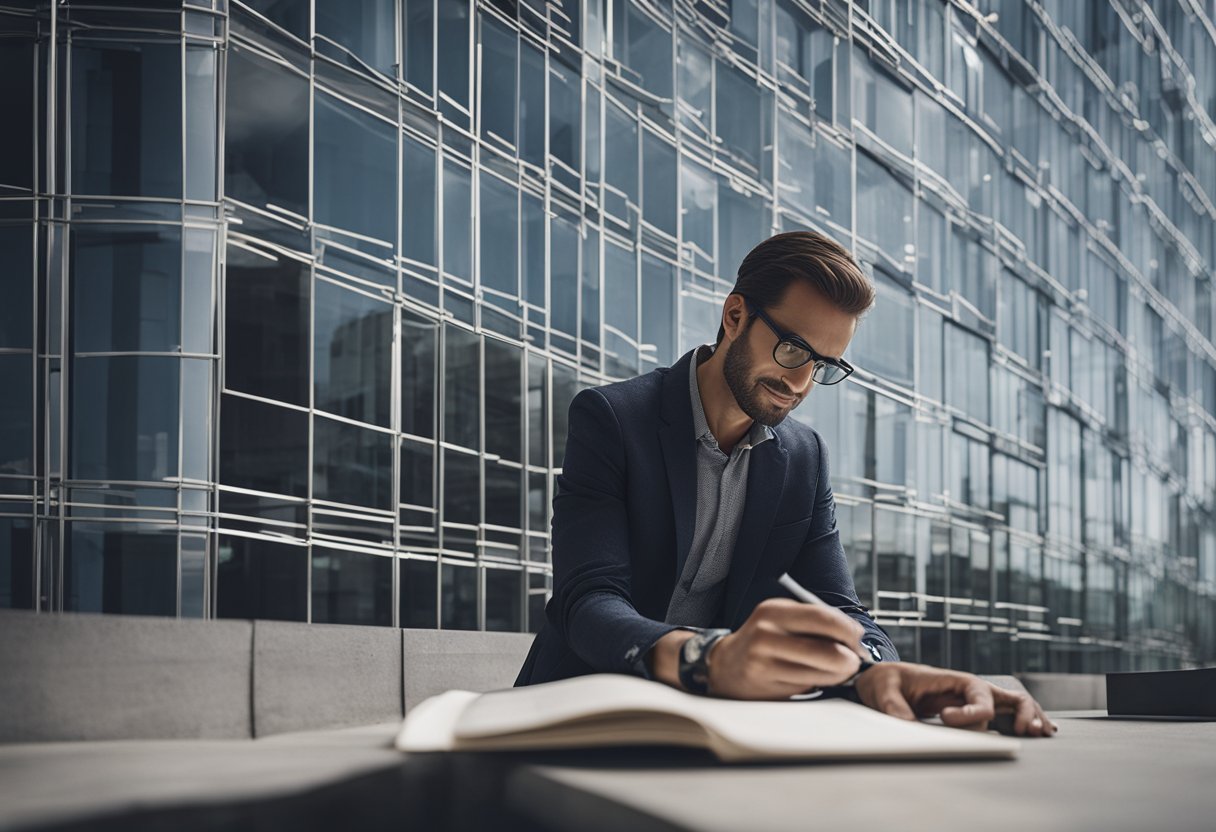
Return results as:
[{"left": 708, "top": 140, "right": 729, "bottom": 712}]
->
[{"left": 396, "top": 674, "right": 1019, "bottom": 763}]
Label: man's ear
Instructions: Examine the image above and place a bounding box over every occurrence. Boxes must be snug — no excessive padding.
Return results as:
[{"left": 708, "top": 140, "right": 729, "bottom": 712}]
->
[{"left": 721, "top": 294, "right": 748, "bottom": 342}]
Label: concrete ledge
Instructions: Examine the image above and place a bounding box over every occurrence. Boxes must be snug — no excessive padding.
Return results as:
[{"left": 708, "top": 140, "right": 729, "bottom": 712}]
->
[
  {"left": 0, "top": 610, "right": 252, "bottom": 743},
  {"left": 1018, "top": 672, "right": 1108, "bottom": 711},
  {"left": 252, "top": 620, "right": 403, "bottom": 737},
  {"left": 402, "top": 629, "right": 534, "bottom": 711}
]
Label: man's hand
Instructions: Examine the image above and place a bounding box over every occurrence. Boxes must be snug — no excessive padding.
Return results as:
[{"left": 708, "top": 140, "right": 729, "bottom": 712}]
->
[
  {"left": 853, "top": 662, "right": 1059, "bottom": 738},
  {"left": 706, "top": 598, "right": 865, "bottom": 699}
]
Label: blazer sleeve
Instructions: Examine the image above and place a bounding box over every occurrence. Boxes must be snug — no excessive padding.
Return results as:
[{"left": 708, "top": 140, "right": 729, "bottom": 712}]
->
[
  {"left": 785, "top": 431, "right": 901, "bottom": 662},
  {"left": 546, "top": 387, "right": 686, "bottom": 676}
]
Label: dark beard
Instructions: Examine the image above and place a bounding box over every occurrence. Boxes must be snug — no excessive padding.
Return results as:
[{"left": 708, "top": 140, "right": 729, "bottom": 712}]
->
[{"left": 722, "top": 330, "right": 801, "bottom": 428}]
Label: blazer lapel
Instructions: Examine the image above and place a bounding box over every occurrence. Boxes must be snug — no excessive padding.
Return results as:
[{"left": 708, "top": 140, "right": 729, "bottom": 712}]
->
[
  {"left": 658, "top": 350, "right": 698, "bottom": 583},
  {"left": 723, "top": 435, "right": 789, "bottom": 624}
]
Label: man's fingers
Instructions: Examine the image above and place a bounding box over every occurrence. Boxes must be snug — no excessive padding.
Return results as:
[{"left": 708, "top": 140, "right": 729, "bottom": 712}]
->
[
  {"left": 756, "top": 633, "right": 860, "bottom": 678},
  {"left": 991, "top": 687, "right": 1056, "bottom": 737},
  {"left": 869, "top": 671, "right": 916, "bottom": 721},
  {"left": 753, "top": 598, "right": 866, "bottom": 649}
]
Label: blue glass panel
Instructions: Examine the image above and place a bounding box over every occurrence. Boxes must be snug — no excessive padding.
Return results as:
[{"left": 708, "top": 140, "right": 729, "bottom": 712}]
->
[
  {"left": 316, "top": 0, "right": 396, "bottom": 76},
  {"left": 71, "top": 356, "right": 178, "bottom": 482},
  {"left": 0, "top": 224, "right": 33, "bottom": 349},
  {"left": 314, "top": 92, "right": 397, "bottom": 246},
  {"left": 314, "top": 281, "right": 392, "bottom": 428},
  {"left": 313, "top": 415, "right": 394, "bottom": 510},
  {"left": 220, "top": 393, "right": 308, "bottom": 497}
]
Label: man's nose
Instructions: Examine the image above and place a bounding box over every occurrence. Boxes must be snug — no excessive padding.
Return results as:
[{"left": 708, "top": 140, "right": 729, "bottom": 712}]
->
[{"left": 781, "top": 363, "right": 817, "bottom": 396}]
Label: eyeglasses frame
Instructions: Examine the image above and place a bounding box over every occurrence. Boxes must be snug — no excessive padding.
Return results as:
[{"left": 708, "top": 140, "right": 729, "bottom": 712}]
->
[{"left": 740, "top": 296, "right": 855, "bottom": 385}]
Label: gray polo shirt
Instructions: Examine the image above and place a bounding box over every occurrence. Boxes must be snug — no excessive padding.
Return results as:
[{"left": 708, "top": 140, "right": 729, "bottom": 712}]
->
[{"left": 664, "top": 345, "right": 773, "bottom": 627}]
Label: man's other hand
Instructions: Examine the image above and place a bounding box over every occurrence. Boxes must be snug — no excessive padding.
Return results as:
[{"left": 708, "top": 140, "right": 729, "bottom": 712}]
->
[
  {"left": 706, "top": 598, "right": 865, "bottom": 699},
  {"left": 853, "top": 662, "right": 1059, "bottom": 738}
]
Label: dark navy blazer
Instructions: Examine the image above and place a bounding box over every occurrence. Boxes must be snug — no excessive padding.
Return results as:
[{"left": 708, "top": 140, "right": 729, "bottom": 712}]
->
[{"left": 515, "top": 349, "right": 898, "bottom": 686}]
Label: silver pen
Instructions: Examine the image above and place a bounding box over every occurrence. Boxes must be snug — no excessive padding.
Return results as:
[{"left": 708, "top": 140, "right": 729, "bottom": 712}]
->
[{"left": 778, "top": 572, "right": 874, "bottom": 664}]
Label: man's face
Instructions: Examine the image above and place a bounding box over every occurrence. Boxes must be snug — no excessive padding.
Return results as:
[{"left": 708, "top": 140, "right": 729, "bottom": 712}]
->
[{"left": 722, "top": 281, "right": 858, "bottom": 427}]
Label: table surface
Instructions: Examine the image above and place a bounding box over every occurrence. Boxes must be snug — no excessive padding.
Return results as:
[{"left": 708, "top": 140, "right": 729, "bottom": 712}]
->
[{"left": 499, "top": 712, "right": 1216, "bottom": 832}]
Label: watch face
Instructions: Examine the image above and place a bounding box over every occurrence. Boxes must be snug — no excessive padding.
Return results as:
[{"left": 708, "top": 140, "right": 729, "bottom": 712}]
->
[{"left": 685, "top": 637, "right": 706, "bottom": 663}]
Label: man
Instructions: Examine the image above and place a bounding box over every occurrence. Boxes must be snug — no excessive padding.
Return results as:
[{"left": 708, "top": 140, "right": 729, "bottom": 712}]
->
[{"left": 517, "top": 232, "right": 1056, "bottom": 737}]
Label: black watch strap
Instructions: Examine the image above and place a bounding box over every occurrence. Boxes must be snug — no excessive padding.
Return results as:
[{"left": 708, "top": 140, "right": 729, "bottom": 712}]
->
[{"left": 677, "top": 628, "right": 731, "bottom": 695}]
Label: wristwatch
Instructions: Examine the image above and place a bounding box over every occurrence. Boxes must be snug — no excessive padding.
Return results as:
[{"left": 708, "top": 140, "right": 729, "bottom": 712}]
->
[{"left": 677, "top": 628, "right": 731, "bottom": 695}]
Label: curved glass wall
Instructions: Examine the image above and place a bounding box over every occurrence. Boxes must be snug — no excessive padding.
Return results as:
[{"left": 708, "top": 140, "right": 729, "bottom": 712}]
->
[{"left": 2, "top": 0, "right": 1215, "bottom": 673}]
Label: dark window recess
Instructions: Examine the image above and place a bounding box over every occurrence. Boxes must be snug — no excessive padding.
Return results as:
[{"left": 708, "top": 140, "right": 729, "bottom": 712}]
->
[
  {"left": 485, "top": 568, "right": 522, "bottom": 631},
  {"left": 311, "top": 547, "right": 393, "bottom": 626},
  {"left": 71, "top": 42, "right": 181, "bottom": 198},
  {"left": 219, "top": 393, "right": 309, "bottom": 498},
  {"left": 400, "top": 558, "right": 438, "bottom": 627},
  {"left": 313, "top": 415, "right": 394, "bottom": 510},
  {"left": 313, "top": 281, "right": 392, "bottom": 428},
  {"left": 215, "top": 535, "right": 308, "bottom": 621},
  {"left": 71, "top": 356, "right": 179, "bottom": 483},
  {"left": 0, "top": 517, "right": 34, "bottom": 609},
  {"left": 401, "top": 309, "right": 437, "bottom": 438},
  {"left": 441, "top": 561, "right": 478, "bottom": 629},
  {"left": 224, "top": 245, "right": 310, "bottom": 407},
  {"left": 64, "top": 524, "right": 178, "bottom": 617},
  {"left": 224, "top": 45, "right": 308, "bottom": 216}
]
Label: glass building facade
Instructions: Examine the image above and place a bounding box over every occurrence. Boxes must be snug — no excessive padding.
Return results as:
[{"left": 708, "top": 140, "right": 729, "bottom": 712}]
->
[{"left": 2, "top": 0, "right": 1215, "bottom": 672}]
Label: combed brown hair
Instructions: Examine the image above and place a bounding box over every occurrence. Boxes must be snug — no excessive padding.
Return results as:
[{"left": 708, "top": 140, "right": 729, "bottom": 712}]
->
[{"left": 715, "top": 231, "right": 875, "bottom": 344}]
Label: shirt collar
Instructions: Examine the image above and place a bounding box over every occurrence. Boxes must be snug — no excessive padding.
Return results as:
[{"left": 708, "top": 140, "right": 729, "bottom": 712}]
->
[{"left": 688, "top": 344, "right": 773, "bottom": 451}]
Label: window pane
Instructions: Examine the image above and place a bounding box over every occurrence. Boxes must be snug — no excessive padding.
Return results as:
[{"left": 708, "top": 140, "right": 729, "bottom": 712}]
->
[
  {"left": 813, "top": 132, "right": 852, "bottom": 230},
  {"left": 402, "top": 134, "right": 437, "bottom": 265},
  {"left": 400, "top": 558, "right": 438, "bottom": 627},
  {"left": 851, "top": 272, "right": 914, "bottom": 387},
  {"left": 549, "top": 58, "right": 581, "bottom": 171},
  {"left": 72, "top": 225, "right": 181, "bottom": 353},
  {"left": 551, "top": 214, "right": 579, "bottom": 338},
  {"left": 441, "top": 560, "right": 478, "bottom": 629},
  {"left": 604, "top": 101, "right": 638, "bottom": 213},
  {"left": 716, "top": 63, "right": 762, "bottom": 173},
  {"left": 718, "top": 184, "right": 766, "bottom": 279},
  {"left": 401, "top": 309, "right": 437, "bottom": 438},
  {"left": 72, "top": 356, "right": 178, "bottom": 482},
  {"left": 442, "top": 161, "right": 472, "bottom": 280},
  {"left": 485, "top": 567, "right": 522, "bottom": 631},
  {"left": 314, "top": 415, "right": 393, "bottom": 510},
  {"left": 443, "top": 325, "right": 480, "bottom": 449},
  {"left": 480, "top": 16, "right": 517, "bottom": 146},
  {"left": 642, "top": 130, "right": 676, "bottom": 235},
  {"left": 527, "top": 354, "right": 548, "bottom": 468},
  {"left": 485, "top": 461, "right": 521, "bottom": 529},
  {"left": 0, "top": 42, "right": 34, "bottom": 192},
  {"left": 484, "top": 337, "right": 522, "bottom": 461},
  {"left": 604, "top": 240, "right": 637, "bottom": 371},
  {"left": 400, "top": 436, "right": 434, "bottom": 509},
  {"left": 312, "top": 547, "right": 393, "bottom": 626},
  {"left": 315, "top": 92, "right": 397, "bottom": 246},
  {"left": 405, "top": 0, "right": 434, "bottom": 93},
  {"left": 945, "top": 324, "right": 990, "bottom": 423},
  {"left": 0, "top": 517, "right": 34, "bottom": 609},
  {"left": 437, "top": 0, "right": 471, "bottom": 112},
  {"left": 520, "top": 41, "right": 546, "bottom": 166},
  {"left": 65, "top": 523, "right": 177, "bottom": 616},
  {"left": 443, "top": 447, "right": 479, "bottom": 525},
  {"left": 616, "top": 0, "right": 672, "bottom": 100},
  {"left": 0, "top": 355, "right": 33, "bottom": 479},
  {"left": 316, "top": 0, "right": 396, "bottom": 76},
  {"left": 224, "top": 45, "right": 309, "bottom": 216},
  {"left": 184, "top": 47, "right": 217, "bottom": 201},
  {"left": 479, "top": 174, "right": 519, "bottom": 299},
  {"left": 220, "top": 393, "right": 309, "bottom": 497},
  {"left": 225, "top": 245, "right": 309, "bottom": 406},
  {"left": 216, "top": 535, "right": 307, "bottom": 621},
  {"left": 314, "top": 281, "right": 392, "bottom": 428},
  {"left": 777, "top": 110, "right": 814, "bottom": 217},
  {"left": 71, "top": 42, "right": 180, "bottom": 198},
  {"left": 856, "top": 152, "right": 913, "bottom": 270},
  {"left": 181, "top": 358, "right": 211, "bottom": 482},
  {"left": 0, "top": 224, "right": 33, "bottom": 349},
  {"left": 641, "top": 253, "right": 675, "bottom": 368},
  {"left": 680, "top": 158, "right": 715, "bottom": 271}
]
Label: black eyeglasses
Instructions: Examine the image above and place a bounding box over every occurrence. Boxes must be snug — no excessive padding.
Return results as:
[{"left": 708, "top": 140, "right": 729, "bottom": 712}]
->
[{"left": 743, "top": 298, "right": 854, "bottom": 385}]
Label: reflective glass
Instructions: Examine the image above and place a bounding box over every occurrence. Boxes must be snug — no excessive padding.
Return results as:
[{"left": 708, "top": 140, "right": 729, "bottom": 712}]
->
[
  {"left": 479, "top": 173, "right": 519, "bottom": 299},
  {"left": 853, "top": 60, "right": 912, "bottom": 157},
  {"left": 402, "top": 134, "right": 437, "bottom": 266},
  {"left": 312, "top": 547, "right": 393, "bottom": 626},
  {"left": 441, "top": 561, "right": 478, "bottom": 629},
  {"left": 314, "top": 280, "right": 392, "bottom": 428},
  {"left": 680, "top": 158, "right": 715, "bottom": 271},
  {"left": 851, "top": 273, "right": 913, "bottom": 387},
  {"left": 641, "top": 253, "right": 675, "bottom": 368},
  {"left": 718, "top": 184, "right": 766, "bottom": 277},
  {"left": 71, "top": 42, "right": 180, "bottom": 198},
  {"left": 437, "top": 0, "right": 472, "bottom": 113},
  {"left": 220, "top": 393, "right": 309, "bottom": 497},
  {"left": 313, "top": 415, "right": 394, "bottom": 510},
  {"left": 527, "top": 354, "right": 548, "bottom": 467},
  {"left": 442, "top": 161, "right": 472, "bottom": 281},
  {"left": 224, "top": 245, "right": 310, "bottom": 406},
  {"left": 520, "top": 42, "right": 546, "bottom": 167},
  {"left": 642, "top": 130, "right": 676, "bottom": 235},
  {"left": 551, "top": 214, "right": 579, "bottom": 339},
  {"left": 65, "top": 523, "right": 177, "bottom": 616},
  {"left": 614, "top": 0, "right": 673, "bottom": 100},
  {"left": 400, "top": 558, "right": 438, "bottom": 627},
  {"left": 522, "top": 193, "right": 546, "bottom": 308},
  {"left": 856, "top": 152, "right": 913, "bottom": 270},
  {"left": 716, "top": 63, "right": 762, "bottom": 172},
  {"left": 604, "top": 101, "right": 638, "bottom": 212},
  {"left": 316, "top": 0, "right": 396, "bottom": 76},
  {"left": 314, "top": 92, "right": 397, "bottom": 246},
  {"left": 0, "top": 42, "right": 34, "bottom": 192},
  {"left": 443, "top": 325, "right": 480, "bottom": 449},
  {"left": 945, "top": 324, "right": 989, "bottom": 423},
  {"left": 0, "top": 355, "right": 33, "bottom": 479},
  {"left": 224, "top": 45, "right": 309, "bottom": 216},
  {"left": 184, "top": 47, "right": 217, "bottom": 202},
  {"left": 480, "top": 16, "right": 517, "bottom": 146},
  {"left": 677, "top": 35, "right": 711, "bottom": 136},
  {"left": 550, "top": 58, "right": 581, "bottom": 171},
  {"left": 72, "top": 225, "right": 181, "bottom": 353},
  {"left": 604, "top": 241, "right": 637, "bottom": 372},
  {"left": 581, "top": 226, "right": 600, "bottom": 346},
  {"left": 777, "top": 110, "right": 814, "bottom": 217},
  {"left": 72, "top": 356, "right": 178, "bottom": 482},
  {"left": 216, "top": 535, "right": 308, "bottom": 621},
  {"left": 485, "top": 461, "right": 521, "bottom": 529},
  {"left": 485, "top": 567, "right": 523, "bottom": 631},
  {"left": 485, "top": 337, "right": 522, "bottom": 461},
  {"left": 0, "top": 224, "right": 32, "bottom": 349},
  {"left": 405, "top": 0, "right": 435, "bottom": 93},
  {"left": 0, "top": 517, "right": 34, "bottom": 609},
  {"left": 813, "top": 133, "right": 852, "bottom": 230},
  {"left": 443, "top": 447, "right": 479, "bottom": 525},
  {"left": 241, "top": 0, "right": 309, "bottom": 37},
  {"left": 401, "top": 309, "right": 437, "bottom": 438},
  {"left": 181, "top": 359, "right": 211, "bottom": 482},
  {"left": 400, "top": 437, "right": 434, "bottom": 509}
]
